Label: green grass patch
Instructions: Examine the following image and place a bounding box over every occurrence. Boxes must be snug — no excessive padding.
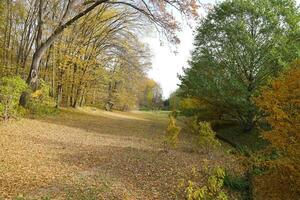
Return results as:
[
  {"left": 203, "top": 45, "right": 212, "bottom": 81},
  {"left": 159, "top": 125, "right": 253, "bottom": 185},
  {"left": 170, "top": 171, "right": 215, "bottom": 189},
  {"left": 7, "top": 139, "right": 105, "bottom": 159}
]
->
[
  {"left": 224, "top": 172, "right": 251, "bottom": 200},
  {"left": 215, "top": 125, "right": 268, "bottom": 152}
]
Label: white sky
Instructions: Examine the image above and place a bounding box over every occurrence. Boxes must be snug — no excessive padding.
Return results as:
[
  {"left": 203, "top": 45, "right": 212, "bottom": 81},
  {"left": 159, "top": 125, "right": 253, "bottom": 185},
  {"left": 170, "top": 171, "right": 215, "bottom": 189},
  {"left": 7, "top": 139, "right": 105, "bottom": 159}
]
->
[
  {"left": 143, "top": 27, "right": 194, "bottom": 99},
  {"left": 144, "top": 0, "right": 300, "bottom": 99},
  {"left": 143, "top": 0, "right": 218, "bottom": 99}
]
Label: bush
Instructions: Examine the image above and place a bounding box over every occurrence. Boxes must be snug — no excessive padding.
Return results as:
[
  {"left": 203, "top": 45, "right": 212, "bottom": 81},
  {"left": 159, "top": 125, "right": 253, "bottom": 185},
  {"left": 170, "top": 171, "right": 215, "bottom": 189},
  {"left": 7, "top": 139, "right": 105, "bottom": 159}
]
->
[
  {"left": 197, "top": 122, "right": 221, "bottom": 153},
  {"left": 164, "top": 112, "right": 181, "bottom": 148},
  {"left": 185, "top": 166, "right": 228, "bottom": 200},
  {"left": 0, "top": 76, "right": 28, "bottom": 120},
  {"left": 27, "top": 80, "right": 58, "bottom": 117},
  {"left": 185, "top": 116, "right": 199, "bottom": 135}
]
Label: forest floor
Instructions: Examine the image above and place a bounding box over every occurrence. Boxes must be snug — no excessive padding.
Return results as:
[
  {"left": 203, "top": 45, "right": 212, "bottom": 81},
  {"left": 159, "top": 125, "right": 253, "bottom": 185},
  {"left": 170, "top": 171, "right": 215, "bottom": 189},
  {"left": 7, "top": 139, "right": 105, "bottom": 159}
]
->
[{"left": 0, "top": 107, "right": 244, "bottom": 200}]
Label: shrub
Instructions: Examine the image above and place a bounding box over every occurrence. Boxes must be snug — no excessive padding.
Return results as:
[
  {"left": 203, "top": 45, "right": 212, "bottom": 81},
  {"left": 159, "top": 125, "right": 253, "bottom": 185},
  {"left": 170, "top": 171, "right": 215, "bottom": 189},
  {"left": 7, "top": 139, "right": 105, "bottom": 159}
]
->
[
  {"left": 0, "top": 76, "right": 28, "bottom": 120},
  {"left": 197, "top": 122, "right": 221, "bottom": 153},
  {"left": 185, "top": 166, "right": 228, "bottom": 200},
  {"left": 254, "top": 63, "right": 300, "bottom": 196},
  {"left": 27, "top": 80, "right": 58, "bottom": 117},
  {"left": 185, "top": 116, "right": 199, "bottom": 135},
  {"left": 164, "top": 112, "right": 181, "bottom": 148}
]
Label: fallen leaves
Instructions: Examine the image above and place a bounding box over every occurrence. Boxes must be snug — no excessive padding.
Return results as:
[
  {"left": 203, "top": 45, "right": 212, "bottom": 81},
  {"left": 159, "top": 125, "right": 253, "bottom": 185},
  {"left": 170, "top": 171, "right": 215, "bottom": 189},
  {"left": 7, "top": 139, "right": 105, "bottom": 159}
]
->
[{"left": 0, "top": 109, "right": 242, "bottom": 199}]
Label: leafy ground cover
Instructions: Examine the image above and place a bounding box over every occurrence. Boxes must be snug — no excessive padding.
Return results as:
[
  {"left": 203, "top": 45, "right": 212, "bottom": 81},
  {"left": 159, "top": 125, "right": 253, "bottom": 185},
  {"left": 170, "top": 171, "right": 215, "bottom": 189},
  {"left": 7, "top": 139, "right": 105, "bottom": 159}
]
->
[{"left": 0, "top": 107, "right": 244, "bottom": 199}]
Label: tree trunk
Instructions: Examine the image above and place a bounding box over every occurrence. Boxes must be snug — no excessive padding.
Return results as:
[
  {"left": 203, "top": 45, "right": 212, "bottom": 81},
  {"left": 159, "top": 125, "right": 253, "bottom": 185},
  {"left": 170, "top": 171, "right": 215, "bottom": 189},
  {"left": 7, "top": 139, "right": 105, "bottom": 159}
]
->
[
  {"left": 19, "top": 1, "right": 106, "bottom": 107},
  {"left": 243, "top": 79, "right": 256, "bottom": 132},
  {"left": 79, "top": 95, "right": 85, "bottom": 107},
  {"left": 19, "top": 47, "right": 45, "bottom": 107},
  {"left": 56, "top": 83, "right": 63, "bottom": 108},
  {"left": 92, "top": 90, "right": 96, "bottom": 104}
]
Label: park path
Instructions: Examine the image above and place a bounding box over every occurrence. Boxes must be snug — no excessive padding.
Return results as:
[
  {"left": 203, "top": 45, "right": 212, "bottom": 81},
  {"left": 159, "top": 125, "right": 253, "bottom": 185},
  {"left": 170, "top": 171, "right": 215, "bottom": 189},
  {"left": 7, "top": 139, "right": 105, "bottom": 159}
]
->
[{"left": 0, "top": 108, "right": 240, "bottom": 199}]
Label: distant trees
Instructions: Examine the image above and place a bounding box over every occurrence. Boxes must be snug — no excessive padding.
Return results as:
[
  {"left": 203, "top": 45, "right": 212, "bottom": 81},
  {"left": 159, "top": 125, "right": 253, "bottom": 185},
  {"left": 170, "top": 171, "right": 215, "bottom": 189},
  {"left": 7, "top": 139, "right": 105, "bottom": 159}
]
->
[
  {"left": 179, "top": 0, "right": 299, "bottom": 130},
  {"left": 4, "top": 0, "right": 198, "bottom": 101},
  {"left": 139, "top": 79, "right": 163, "bottom": 110},
  {"left": 43, "top": 8, "right": 152, "bottom": 110},
  {"left": 0, "top": 0, "right": 198, "bottom": 111}
]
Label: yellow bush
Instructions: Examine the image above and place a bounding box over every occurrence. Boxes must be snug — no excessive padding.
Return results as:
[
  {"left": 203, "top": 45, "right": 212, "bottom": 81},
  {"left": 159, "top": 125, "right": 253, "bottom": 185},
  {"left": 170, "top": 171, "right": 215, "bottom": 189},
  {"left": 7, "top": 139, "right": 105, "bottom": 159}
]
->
[
  {"left": 185, "top": 166, "right": 228, "bottom": 200},
  {"left": 164, "top": 113, "right": 181, "bottom": 148},
  {"left": 197, "top": 122, "right": 221, "bottom": 153},
  {"left": 185, "top": 116, "right": 199, "bottom": 135}
]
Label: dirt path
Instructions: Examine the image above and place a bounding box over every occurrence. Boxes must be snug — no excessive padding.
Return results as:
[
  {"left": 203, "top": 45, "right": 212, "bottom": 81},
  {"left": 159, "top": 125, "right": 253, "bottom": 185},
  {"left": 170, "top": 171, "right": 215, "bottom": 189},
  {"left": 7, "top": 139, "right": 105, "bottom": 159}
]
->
[{"left": 0, "top": 108, "right": 241, "bottom": 199}]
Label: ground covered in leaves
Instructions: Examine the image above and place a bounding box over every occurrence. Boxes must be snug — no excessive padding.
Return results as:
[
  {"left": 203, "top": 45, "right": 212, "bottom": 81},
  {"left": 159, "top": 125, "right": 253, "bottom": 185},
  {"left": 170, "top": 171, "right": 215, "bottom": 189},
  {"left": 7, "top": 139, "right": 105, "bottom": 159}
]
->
[{"left": 0, "top": 108, "right": 243, "bottom": 199}]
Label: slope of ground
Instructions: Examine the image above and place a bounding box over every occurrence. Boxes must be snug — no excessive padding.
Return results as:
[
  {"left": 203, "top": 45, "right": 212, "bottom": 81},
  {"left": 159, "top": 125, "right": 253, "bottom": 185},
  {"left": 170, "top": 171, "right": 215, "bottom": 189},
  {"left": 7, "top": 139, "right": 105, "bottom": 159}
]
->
[{"left": 0, "top": 107, "right": 243, "bottom": 199}]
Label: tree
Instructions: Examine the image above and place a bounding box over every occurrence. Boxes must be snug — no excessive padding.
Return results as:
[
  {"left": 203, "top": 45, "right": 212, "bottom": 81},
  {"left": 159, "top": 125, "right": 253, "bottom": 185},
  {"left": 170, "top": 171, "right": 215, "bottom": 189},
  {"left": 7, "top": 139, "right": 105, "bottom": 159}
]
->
[
  {"left": 0, "top": 0, "right": 37, "bottom": 76},
  {"left": 47, "top": 7, "right": 151, "bottom": 110},
  {"left": 19, "top": 0, "right": 198, "bottom": 106},
  {"left": 254, "top": 61, "right": 300, "bottom": 197},
  {"left": 179, "top": 0, "right": 299, "bottom": 130},
  {"left": 103, "top": 37, "right": 151, "bottom": 111},
  {"left": 139, "top": 79, "right": 163, "bottom": 110}
]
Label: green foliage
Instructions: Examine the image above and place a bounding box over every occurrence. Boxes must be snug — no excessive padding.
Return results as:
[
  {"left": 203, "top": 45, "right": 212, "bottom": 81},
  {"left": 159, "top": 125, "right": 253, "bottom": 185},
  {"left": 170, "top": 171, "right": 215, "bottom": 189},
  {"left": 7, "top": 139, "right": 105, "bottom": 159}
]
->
[
  {"left": 179, "top": 0, "right": 300, "bottom": 130},
  {"left": 168, "top": 90, "right": 182, "bottom": 111},
  {"left": 224, "top": 173, "right": 249, "bottom": 192},
  {"left": 185, "top": 116, "right": 199, "bottom": 135},
  {"left": 0, "top": 76, "right": 28, "bottom": 120},
  {"left": 164, "top": 112, "right": 181, "bottom": 148},
  {"left": 216, "top": 124, "right": 268, "bottom": 152},
  {"left": 235, "top": 145, "right": 253, "bottom": 157},
  {"left": 224, "top": 172, "right": 251, "bottom": 200},
  {"left": 27, "top": 80, "right": 58, "bottom": 117},
  {"left": 185, "top": 166, "right": 228, "bottom": 200},
  {"left": 66, "top": 187, "right": 102, "bottom": 200},
  {"left": 197, "top": 122, "right": 221, "bottom": 152}
]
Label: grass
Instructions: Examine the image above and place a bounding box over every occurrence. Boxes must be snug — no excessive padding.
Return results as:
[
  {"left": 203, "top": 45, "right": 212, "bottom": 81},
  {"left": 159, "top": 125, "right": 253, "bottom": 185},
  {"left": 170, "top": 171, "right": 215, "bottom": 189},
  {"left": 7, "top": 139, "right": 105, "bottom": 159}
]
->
[
  {"left": 224, "top": 172, "right": 251, "bottom": 200},
  {"left": 215, "top": 124, "right": 268, "bottom": 152},
  {"left": 0, "top": 107, "right": 244, "bottom": 199}
]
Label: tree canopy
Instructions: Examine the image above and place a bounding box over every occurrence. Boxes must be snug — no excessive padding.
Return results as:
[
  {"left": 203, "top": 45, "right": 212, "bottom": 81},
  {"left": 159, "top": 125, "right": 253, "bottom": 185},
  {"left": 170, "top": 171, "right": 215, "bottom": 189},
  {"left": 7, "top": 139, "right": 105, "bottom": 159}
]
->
[{"left": 179, "top": 0, "right": 299, "bottom": 130}]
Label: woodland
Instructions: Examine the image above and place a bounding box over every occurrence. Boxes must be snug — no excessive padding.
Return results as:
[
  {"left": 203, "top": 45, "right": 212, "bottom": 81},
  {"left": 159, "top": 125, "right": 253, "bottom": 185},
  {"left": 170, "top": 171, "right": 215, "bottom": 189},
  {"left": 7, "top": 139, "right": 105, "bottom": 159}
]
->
[{"left": 0, "top": 0, "right": 299, "bottom": 200}]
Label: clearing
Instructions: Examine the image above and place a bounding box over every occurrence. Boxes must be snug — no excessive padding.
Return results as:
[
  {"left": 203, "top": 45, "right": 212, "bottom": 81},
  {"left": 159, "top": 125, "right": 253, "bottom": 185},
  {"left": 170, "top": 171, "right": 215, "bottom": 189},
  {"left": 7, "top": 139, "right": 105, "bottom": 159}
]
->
[{"left": 0, "top": 108, "right": 242, "bottom": 199}]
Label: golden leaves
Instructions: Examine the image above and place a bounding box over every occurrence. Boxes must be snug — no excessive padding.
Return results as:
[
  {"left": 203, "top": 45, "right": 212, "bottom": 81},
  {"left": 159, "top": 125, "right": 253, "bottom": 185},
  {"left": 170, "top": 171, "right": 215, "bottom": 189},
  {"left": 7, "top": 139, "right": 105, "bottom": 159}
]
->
[{"left": 254, "top": 61, "right": 300, "bottom": 197}]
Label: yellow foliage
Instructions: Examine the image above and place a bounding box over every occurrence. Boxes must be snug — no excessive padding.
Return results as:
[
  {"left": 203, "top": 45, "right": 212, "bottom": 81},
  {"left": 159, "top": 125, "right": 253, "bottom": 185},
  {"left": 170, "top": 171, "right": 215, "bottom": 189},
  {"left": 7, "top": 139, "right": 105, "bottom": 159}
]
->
[
  {"left": 185, "top": 166, "right": 228, "bottom": 200},
  {"left": 31, "top": 90, "right": 43, "bottom": 98},
  {"left": 164, "top": 113, "right": 181, "bottom": 148},
  {"left": 197, "top": 122, "right": 221, "bottom": 152},
  {"left": 254, "top": 63, "right": 300, "bottom": 195},
  {"left": 180, "top": 98, "right": 203, "bottom": 110},
  {"left": 185, "top": 116, "right": 199, "bottom": 135}
]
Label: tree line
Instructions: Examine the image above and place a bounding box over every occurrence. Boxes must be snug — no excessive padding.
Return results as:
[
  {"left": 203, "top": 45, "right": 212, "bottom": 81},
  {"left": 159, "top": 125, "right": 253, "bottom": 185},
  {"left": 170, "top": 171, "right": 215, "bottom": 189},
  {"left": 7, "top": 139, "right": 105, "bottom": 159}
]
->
[{"left": 0, "top": 0, "right": 198, "bottom": 112}]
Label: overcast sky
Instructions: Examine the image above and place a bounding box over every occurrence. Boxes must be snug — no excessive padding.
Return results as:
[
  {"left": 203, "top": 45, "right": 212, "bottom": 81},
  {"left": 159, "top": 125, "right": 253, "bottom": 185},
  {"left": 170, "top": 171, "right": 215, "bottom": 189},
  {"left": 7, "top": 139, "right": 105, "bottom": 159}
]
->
[
  {"left": 143, "top": 0, "right": 218, "bottom": 99},
  {"left": 144, "top": 0, "right": 299, "bottom": 99}
]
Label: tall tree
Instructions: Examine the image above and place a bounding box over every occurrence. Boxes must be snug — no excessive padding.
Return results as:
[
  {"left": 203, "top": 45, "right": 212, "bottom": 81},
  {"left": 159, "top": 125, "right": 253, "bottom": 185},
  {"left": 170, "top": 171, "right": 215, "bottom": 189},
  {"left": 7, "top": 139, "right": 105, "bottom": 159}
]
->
[
  {"left": 41, "top": 7, "right": 151, "bottom": 110},
  {"left": 179, "top": 0, "right": 299, "bottom": 130}
]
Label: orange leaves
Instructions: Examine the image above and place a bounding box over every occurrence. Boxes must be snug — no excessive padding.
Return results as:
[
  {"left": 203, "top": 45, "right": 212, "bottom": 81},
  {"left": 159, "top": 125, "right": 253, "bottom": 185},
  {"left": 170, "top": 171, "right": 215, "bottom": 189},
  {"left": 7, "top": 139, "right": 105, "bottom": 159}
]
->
[
  {"left": 255, "top": 65, "right": 300, "bottom": 150},
  {"left": 254, "top": 61, "right": 300, "bottom": 196}
]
